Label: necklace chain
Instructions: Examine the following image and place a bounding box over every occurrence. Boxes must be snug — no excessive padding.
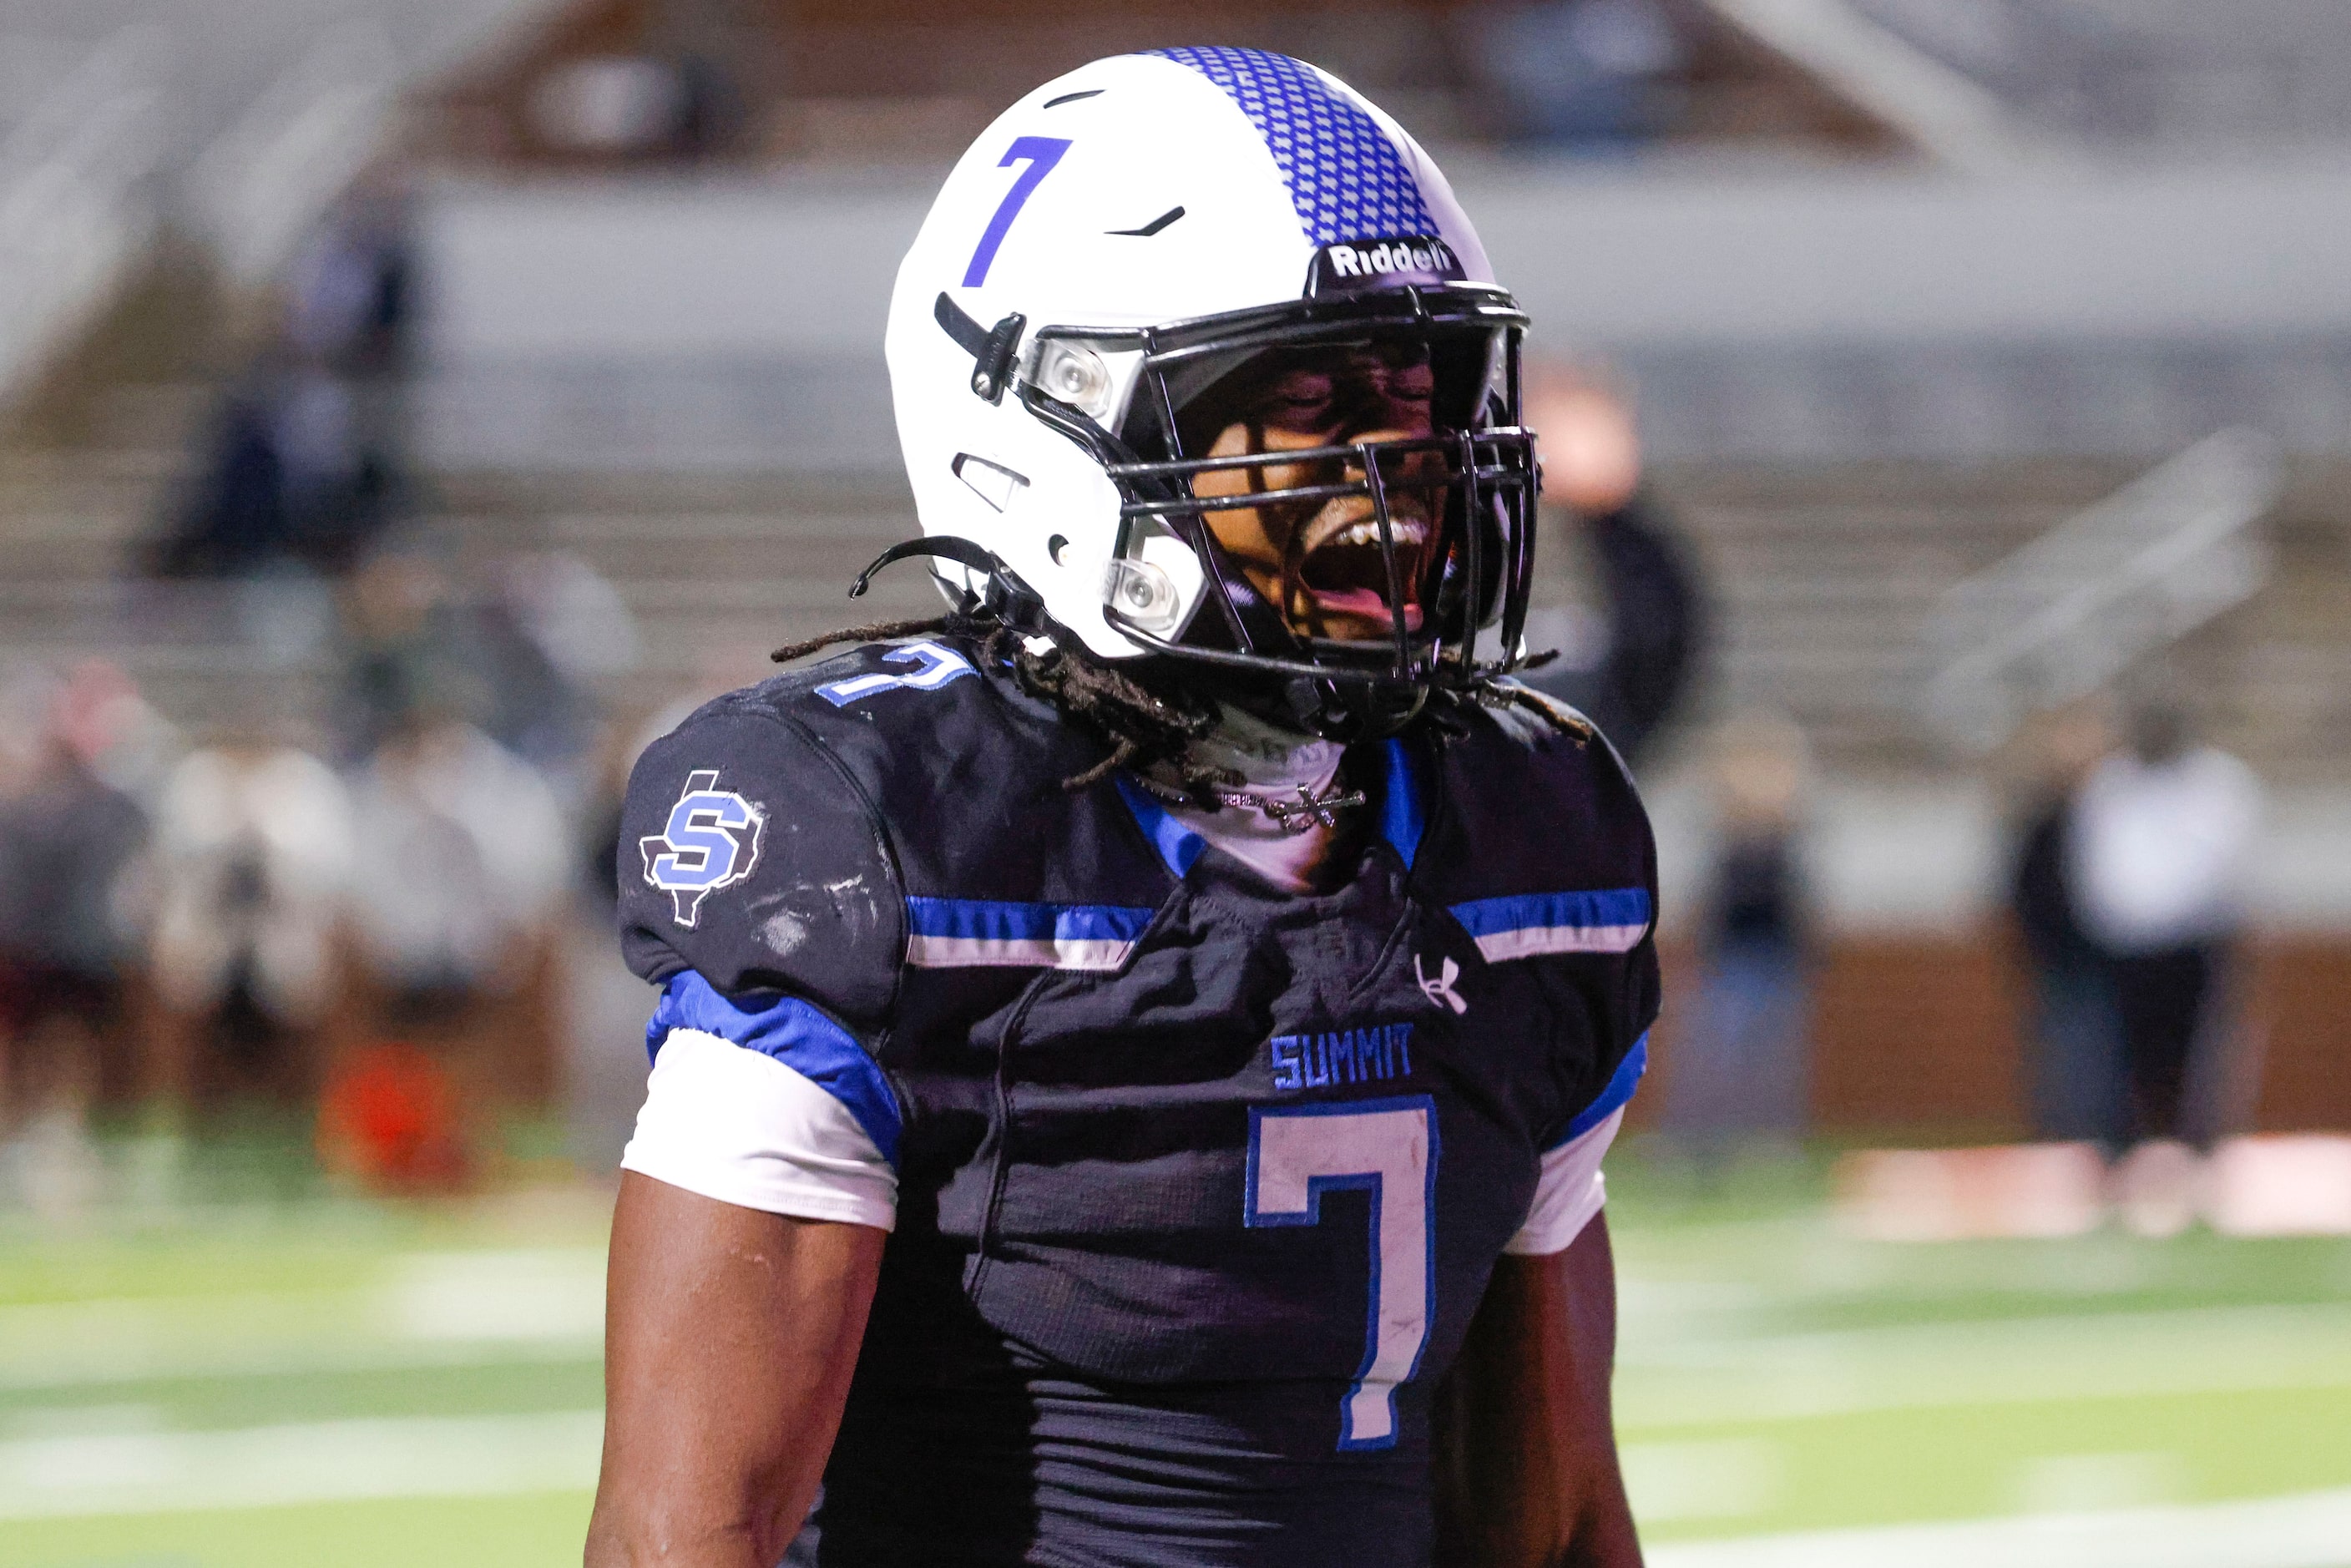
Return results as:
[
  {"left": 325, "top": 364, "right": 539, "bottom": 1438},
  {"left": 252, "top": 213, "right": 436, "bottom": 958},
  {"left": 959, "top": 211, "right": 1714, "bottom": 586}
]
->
[{"left": 1128, "top": 773, "right": 1368, "bottom": 834}]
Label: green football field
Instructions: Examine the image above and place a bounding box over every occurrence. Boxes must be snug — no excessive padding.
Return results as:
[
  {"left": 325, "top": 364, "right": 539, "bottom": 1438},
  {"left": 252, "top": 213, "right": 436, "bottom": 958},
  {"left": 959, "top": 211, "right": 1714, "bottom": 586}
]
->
[{"left": 3, "top": 1144, "right": 2346, "bottom": 1568}]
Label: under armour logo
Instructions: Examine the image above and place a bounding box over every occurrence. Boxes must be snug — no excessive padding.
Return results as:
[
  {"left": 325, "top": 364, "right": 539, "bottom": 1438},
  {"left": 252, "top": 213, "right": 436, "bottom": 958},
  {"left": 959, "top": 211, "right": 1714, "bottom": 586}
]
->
[{"left": 1414, "top": 953, "right": 1467, "bottom": 1015}]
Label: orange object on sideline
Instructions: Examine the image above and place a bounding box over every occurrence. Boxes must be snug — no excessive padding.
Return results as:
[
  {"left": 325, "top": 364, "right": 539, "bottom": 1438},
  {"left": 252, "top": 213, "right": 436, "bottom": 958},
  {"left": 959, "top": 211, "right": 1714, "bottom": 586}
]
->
[{"left": 316, "top": 1041, "right": 470, "bottom": 1193}]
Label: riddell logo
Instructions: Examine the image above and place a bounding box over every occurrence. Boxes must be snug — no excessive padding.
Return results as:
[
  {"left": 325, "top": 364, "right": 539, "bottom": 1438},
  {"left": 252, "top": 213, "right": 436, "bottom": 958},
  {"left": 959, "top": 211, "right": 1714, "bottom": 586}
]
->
[{"left": 1308, "top": 235, "right": 1466, "bottom": 295}]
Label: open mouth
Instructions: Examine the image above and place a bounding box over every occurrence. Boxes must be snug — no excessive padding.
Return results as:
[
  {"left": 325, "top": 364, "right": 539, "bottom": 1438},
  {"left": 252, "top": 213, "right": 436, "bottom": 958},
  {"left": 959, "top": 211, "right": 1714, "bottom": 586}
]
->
[{"left": 1293, "top": 511, "right": 1430, "bottom": 634}]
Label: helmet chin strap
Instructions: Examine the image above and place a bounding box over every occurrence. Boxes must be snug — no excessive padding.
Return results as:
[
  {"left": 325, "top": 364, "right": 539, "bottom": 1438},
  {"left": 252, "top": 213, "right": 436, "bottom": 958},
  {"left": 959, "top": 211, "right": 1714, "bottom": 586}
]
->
[
  {"left": 850, "top": 536, "right": 1049, "bottom": 634},
  {"left": 1216, "top": 670, "right": 1428, "bottom": 746}
]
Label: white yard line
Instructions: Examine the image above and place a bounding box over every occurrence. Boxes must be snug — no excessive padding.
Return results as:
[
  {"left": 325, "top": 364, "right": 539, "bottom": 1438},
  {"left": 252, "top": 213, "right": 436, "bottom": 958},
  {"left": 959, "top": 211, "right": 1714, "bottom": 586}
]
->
[
  {"left": 1620, "top": 1302, "right": 2351, "bottom": 1427},
  {"left": 1647, "top": 1487, "right": 2351, "bottom": 1568},
  {"left": 0, "top": 1333, "right": 604, "bottom": 1393},
  {"left": 0, "top": 1248, "right": 606, "bottom": 1391},
  {"left": 0, "top": 1410, "right": 603, "bottom": 1520}
]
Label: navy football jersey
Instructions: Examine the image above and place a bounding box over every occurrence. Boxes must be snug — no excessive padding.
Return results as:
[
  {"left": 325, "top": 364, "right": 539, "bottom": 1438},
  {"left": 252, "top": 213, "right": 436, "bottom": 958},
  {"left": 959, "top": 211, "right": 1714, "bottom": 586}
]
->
[{"left": 618, "top": 635, "right": 1660, "bottom": 1568}]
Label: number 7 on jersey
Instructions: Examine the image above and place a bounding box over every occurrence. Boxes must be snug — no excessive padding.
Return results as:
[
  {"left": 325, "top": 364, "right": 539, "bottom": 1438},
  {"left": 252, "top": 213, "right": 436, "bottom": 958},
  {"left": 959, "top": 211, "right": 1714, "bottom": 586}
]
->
[{"left": 1245, "top": 1096, "right": 1439, "bottom": 1450}]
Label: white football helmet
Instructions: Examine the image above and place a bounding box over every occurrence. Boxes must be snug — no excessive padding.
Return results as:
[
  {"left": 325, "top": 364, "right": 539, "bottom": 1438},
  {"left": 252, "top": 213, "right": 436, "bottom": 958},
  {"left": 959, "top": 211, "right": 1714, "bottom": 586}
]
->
[{"left": 882, "top": 47, "right": 1539, "bottom": 732}]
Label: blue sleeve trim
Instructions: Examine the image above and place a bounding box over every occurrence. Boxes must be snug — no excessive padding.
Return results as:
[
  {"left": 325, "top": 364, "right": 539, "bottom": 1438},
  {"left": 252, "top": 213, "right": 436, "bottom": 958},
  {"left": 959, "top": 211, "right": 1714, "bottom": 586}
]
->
[
  {"left": 1554, "top": 1032, "right": 1648, "bottom": 1149},
  {"left": 646, "top": 971, "right": 902, "bottom": 1168},
  {"left": 1112, "top": 772, "right": 1207, "bottom": 879},
  {"left": 1380, "top": 736, "right": 1423, "bottom": 869}
]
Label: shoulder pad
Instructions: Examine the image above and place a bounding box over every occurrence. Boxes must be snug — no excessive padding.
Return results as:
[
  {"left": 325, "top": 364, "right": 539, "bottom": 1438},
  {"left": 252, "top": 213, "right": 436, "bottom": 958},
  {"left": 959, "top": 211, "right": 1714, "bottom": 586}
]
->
[
  {"left": 740, "top": 637, "right": 1167, "bottom": 908},
  {"left": 619, "top": 695, "right": 902, "bottom": 1024},
  {"left": 1418, "top": 695, "right": 1661, "bottom": 1132},
  {"left": 1428, "top": 695, "right": 1654, "bottom": 899}
]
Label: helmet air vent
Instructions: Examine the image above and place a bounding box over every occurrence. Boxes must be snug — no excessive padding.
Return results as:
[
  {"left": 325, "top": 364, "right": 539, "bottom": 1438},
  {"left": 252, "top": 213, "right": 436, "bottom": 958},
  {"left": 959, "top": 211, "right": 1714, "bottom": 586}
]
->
[{"left": 950, "top": 453, "right": 1029, "bottom": 513}]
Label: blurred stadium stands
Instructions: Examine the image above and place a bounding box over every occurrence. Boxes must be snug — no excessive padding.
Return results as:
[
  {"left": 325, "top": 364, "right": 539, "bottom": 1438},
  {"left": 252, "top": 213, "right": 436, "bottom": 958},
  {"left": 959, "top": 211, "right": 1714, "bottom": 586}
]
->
[
  {"left": 7, "top": 0, "right": 2351, "bottom": 1132},
  {"left": 0, "top": 0, "right": 551, "bottom": 384},
  {"left": 1855, "top": 0, "right": 2351, "bottom": 150}
]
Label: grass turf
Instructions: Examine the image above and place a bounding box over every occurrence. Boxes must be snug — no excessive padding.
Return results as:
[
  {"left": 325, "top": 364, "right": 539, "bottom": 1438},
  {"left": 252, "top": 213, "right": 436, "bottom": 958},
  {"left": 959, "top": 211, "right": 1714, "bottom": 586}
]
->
[
  {"left": 6, "top": 1490, "right": 594, "bottom": 1568},
  {"left": 0, "top": 1139, "right": 2344, "bottom": 1563}
]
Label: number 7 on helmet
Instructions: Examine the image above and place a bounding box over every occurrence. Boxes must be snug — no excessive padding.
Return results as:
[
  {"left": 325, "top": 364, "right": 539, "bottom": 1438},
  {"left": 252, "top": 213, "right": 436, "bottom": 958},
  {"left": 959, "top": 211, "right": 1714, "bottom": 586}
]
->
[{"left": 962, "top": 136, "right": 1074, "bottom": 288}]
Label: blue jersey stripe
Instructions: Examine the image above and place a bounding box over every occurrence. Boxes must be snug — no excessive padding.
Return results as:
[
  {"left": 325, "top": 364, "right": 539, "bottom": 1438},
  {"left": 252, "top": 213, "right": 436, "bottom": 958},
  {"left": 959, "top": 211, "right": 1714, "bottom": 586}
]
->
[
  {"left": 648, "top": 970, "right": 902, "bottom": 1167},
  {"left": 1150, "top": 47, "right": 1435, "bottom": 246},
  {"left": 1449, "top": 888, "right": 1652, "bottom": 939},
  {"left": 903, "top": 897, "right": 1156, "bottom": 944},
  {"left": 1556, "top": 1033, "right": 1648, "bottom": 1147},
  {"left": 1380, "top": 737, "right": 1423, "bottom": 869},
  {"left": 1112, "top": 773, "right": 1208, "bottom": 880}
]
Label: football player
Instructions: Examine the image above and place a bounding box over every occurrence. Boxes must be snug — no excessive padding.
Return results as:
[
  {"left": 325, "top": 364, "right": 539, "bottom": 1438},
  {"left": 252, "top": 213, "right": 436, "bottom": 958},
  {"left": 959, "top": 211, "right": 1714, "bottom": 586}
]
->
[{"left": 589, "top": 47, "right": 1656, "bottom": 1568}]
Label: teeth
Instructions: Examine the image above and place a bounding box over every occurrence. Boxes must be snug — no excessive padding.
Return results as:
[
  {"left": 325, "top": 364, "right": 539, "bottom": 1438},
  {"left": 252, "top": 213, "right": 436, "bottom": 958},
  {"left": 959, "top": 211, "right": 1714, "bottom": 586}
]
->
[{"left": 1321, "top": 518, "right": 1428, "bottom": 550}]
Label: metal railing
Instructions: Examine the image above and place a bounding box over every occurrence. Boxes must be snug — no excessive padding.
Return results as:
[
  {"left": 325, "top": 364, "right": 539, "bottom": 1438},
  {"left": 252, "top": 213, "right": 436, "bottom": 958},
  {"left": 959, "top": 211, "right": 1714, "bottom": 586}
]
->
[
  {"left": 0, "top": 24, "right": 161, "bottom": 400},
  {"left": 1920, "top": 426, "right": 2283, "bottom": 753},
  {"left": 186, "top": 21, "right": 398, "bottom": 289},
  {"left": 1855, "top": 0, "right": 2351, "bottom": 149}
]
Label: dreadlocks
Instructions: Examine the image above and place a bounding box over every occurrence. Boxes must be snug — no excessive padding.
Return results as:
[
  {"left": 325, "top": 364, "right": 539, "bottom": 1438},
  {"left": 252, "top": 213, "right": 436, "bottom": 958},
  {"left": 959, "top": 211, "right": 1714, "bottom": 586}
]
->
[{"left": 770, "top": 611, "right": 1587, "bottom": 797}]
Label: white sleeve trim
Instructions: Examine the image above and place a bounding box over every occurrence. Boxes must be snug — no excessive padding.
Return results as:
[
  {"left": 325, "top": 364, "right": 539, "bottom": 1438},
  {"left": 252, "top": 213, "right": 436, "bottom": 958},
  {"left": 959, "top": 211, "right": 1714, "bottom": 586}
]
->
[
  {"left": 1504, "top": 1108, "right": 1622, "bottom": 1256},
  {"left": 620, "top": 1027, "right": 897, "bottom": 1231}
]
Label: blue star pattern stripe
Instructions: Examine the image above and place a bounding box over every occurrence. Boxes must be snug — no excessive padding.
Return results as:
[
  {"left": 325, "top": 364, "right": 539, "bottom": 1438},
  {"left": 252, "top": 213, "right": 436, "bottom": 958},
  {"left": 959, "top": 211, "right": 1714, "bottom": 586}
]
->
[{"left": 1151, "top": 46, "right": 1436, "bottom": 246}]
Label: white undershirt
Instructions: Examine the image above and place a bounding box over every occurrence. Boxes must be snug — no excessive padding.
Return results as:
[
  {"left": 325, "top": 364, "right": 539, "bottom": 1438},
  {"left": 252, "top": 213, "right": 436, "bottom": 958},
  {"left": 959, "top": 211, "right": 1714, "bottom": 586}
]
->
[
  {"left": 622, "top": 711, "right": 1618, "bottom": 1251},
  {"left": 621, "top": 1028, "right": 898, "bottom": 1230}
]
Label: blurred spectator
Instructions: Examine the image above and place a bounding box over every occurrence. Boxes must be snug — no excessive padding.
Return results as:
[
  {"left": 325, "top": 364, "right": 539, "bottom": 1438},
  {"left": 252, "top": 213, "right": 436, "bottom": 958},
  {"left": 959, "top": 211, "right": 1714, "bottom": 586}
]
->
[
  {"left": 1520, "top": 367, "right": 1706, "bottom": 766},
  {"left": 530, "top": 49, "right": 741, "bottom": 160},
  {"left": 149, "top": 354, "right": 398, "bottom": 580},
  {"left": 0, "top": 665, "right": 151, "bottom": 1136},
  {"left": 2071, "top": 700, "right": 2263, "bottom": 1191},
  {"left": 149, "top": 367, "right": 292, "bottom": 579},
  {"left": 1664, "top": 714, "right": 1815, "bottom": 1167},
  {"left": 329, "top": 547, "right": 634, "bottom": 808},
  {"left": 286, "top": 179, "right": 416, "bottom": 380},
  {"left": 148, "top": 736, "right": 354, "bottom": 1105},
  {"left": 152, "top": 178, "right": 416, "bottom": 584},
  {"left": 2006, "top": 702, "right": 2127, "bottom": 1148},
  {"left": 330, "top": 550, "right": 490, "bottom": 764},
  {"left": 345, "top": 713, "right": 569, "bottom": 1017},
  {"left": 1466, "top": 0, "right": 1688, "bottom": 147},
  {"left": 476, "top": 554, "right": 641, "bottom": 812}
]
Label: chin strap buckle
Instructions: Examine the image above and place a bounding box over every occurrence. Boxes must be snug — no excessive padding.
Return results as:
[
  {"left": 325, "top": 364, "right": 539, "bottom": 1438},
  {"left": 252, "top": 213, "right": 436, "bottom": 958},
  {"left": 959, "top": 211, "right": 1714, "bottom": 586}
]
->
[
  {"left": 934, "top": 292, "right": 1026, "bottom": 404},
  {"left": 851, "top": 536, "right": 1049, "bottom": 635}
]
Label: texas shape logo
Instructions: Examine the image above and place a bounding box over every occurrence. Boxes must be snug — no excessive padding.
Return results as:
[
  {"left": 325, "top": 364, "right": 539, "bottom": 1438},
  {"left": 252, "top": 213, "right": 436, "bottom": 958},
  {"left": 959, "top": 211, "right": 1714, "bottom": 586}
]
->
[{"left": 640, "top": 771, "right": 766, "bottom": 928}]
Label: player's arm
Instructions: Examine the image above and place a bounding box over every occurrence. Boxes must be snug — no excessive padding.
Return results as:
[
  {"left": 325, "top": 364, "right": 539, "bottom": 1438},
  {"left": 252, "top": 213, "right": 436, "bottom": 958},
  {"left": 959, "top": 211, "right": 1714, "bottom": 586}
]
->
[
  {"left": 1432, "top": 1212, "right": 1641, "bottom": 1568},
  {"left": 592, "top": 701, "right": 908, "bottom": 1565},
  {"left": 587, "top": 1175, "right": 882, "bottom": 1568},
  {"left": 1437, "top": 735, "right": 1659, "bottom": 1564},
  {"left": 1436, "top": 978, "right": 1653, "bottom": 1564}
]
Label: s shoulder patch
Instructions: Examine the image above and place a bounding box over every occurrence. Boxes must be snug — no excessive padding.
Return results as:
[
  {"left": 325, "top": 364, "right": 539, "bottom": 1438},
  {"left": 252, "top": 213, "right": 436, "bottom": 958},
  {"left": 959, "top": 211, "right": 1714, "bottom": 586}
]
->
[
  {"left": 640, "top": 769, "right": 766, "bottom": 928},
  {"left": 618, "top": 698, "right": 903, "bottom": 1026}
]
